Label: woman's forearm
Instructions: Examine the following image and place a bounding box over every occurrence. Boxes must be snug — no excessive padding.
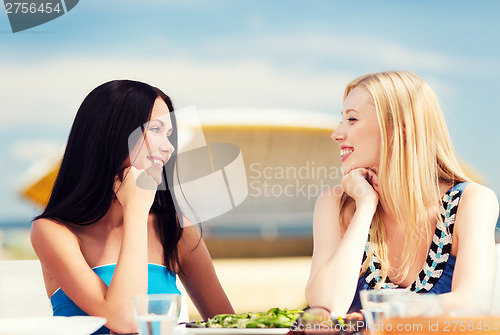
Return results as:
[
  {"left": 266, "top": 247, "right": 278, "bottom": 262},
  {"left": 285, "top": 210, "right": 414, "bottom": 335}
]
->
[
  {"left": 178, "top": 226, "right": 234, "bottom": 319},
  {"left": 103, "top": 209, "right": 149, "bottom": 332},
  {"left": 307, "top": 204, "right": 375, "bottom": 315}
]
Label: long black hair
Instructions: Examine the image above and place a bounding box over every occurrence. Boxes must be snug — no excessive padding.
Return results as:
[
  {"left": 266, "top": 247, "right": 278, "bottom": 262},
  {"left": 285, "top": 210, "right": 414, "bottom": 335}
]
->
[{"left": 35, "top": 80, "right": 183, "bottom": 273}]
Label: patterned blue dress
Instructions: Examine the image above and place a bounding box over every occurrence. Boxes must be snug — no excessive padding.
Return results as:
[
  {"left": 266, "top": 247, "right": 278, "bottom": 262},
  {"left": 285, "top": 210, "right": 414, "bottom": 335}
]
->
[{"left": 349, "top": 182, "right": 468, "bottom": 313}]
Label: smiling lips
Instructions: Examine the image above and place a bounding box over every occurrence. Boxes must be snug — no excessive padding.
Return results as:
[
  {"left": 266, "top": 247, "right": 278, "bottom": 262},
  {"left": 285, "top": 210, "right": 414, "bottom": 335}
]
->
[
  {"left": 340, "top": 147, "right": 354, "bottom": 162},
  {"left": 147, "top": 156, "right": 166, "bottom": 170}
]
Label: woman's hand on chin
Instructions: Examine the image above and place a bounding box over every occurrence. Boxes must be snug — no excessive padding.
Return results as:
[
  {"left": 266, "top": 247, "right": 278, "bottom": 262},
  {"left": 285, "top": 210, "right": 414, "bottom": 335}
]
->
[
  {"left": 114, "top": 166, "right": 157, "bottom": 213},
  {"left": 341, "top": 167, "right": 379, "bottom": 208}
]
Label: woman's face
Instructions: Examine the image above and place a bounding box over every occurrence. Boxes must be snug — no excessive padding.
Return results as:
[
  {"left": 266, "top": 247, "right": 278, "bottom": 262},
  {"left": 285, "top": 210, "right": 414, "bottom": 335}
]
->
[
  {"left": 332, "top": 86, "right": 382, "bottom": 175},
  {"left": 129, "top": 97, "right": 175, "bottom": 185}
]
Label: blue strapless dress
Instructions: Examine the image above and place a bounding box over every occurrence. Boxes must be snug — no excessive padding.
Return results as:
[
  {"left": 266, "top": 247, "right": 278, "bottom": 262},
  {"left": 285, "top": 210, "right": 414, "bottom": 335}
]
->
[{"left": 51, "top": 263, "right": 180, "bottom": 334}]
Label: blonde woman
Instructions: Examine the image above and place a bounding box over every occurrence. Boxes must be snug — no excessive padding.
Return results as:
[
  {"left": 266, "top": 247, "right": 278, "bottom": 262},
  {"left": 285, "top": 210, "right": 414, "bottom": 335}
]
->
[{"left": 306, "top": 71, "right": 499, "bottom": 315}]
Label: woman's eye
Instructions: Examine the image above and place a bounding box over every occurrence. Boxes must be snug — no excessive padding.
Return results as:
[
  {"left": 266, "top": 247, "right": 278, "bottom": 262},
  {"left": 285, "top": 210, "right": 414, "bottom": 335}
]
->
[{"left": 149, "top": 127, "right": 160, "bottom": 133}]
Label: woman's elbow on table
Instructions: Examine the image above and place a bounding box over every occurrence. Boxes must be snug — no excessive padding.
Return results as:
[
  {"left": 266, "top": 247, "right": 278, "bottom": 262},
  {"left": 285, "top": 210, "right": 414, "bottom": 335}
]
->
[
  {"left": 93, "top": 304, "right": 139, "bottom": 334},
  {"left": 105, "top": 314, "right": 138, "bottom": 335},
  {"left": 441, "top": 290, "right": 492, "bottom": 315},
  {"left": 306, "top": 281, "right": 350, "bottom": 315}
]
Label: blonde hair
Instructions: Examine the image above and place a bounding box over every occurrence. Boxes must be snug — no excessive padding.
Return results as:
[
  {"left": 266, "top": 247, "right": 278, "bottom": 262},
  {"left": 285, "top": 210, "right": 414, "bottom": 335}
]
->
[{"left": 339, "top": 71, "right": 469, "bottom": 286}]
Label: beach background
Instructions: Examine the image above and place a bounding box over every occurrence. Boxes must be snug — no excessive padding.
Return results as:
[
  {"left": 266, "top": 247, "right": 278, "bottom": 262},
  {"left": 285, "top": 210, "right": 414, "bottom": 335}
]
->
[{"left": 1, "top": 0, "right": 499, "bottom": 320}]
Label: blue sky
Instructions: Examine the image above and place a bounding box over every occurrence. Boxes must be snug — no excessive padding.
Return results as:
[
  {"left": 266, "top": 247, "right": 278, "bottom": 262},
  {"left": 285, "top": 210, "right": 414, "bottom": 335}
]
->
[{"left": 1, "top": 0, "right": 499, "bottom": 224}]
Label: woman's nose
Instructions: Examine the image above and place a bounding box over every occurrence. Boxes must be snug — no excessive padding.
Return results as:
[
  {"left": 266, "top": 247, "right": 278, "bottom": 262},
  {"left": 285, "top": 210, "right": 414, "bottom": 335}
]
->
[
  {"left": 331, "top": 124, "right": 345, "bottom": 142},
  {"left": 160, "top": 138, "right": 175, "bottom": 154}
]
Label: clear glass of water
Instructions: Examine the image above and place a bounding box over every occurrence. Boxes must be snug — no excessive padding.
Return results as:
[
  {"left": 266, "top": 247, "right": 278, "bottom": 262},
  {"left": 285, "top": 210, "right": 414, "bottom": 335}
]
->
[
  {"left": 360, "top": 289, "right": 444, "bottom": 333},
  {"left": 360, "top": 289, "right": 411, "bottom": 330},
  {"left": 132, "top": 293, "right": 181, "bottom": 335},
  {"left": 390, "top": 293, "right": 443, "bottom": 318}
]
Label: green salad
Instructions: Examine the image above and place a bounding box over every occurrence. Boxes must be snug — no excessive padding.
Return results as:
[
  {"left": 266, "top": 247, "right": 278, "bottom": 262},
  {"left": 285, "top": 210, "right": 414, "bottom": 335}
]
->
[{"left": 197, "top": 307, "right": 303, "bottom": 328}]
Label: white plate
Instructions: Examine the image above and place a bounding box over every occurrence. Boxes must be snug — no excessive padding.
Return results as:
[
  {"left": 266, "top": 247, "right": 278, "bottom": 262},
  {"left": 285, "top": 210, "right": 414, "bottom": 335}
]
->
[
  {"left": 0, "top": 316, "right": 107, "bottom": 335},
  {"left": 177, "top": 327, "right": 290, "bottom": 335}
]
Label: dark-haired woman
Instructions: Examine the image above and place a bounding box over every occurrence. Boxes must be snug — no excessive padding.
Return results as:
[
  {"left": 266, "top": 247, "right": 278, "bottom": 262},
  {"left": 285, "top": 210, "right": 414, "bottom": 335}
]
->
[{"left": 31, "top": 80, "right": 234, "bottom": 334}]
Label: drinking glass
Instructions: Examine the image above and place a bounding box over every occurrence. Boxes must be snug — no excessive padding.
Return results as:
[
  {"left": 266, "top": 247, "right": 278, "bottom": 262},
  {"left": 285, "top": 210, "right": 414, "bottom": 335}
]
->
[
  {"left": 390, "top": 293, "right": 443, "bottom": 318},
  {"left": 132, "top": 294, "right": 181, "bottom": 335},
  {"left": 360, "top": 289, "right": 411, "bottom": 330},
  {"left": 361, "top": 289, "right": 444, "bottom": 333}
]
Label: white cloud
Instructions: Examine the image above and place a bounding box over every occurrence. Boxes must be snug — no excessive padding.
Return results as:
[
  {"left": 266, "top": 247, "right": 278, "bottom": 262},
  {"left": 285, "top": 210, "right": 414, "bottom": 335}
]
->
[
  {"left": 3, "top": 29, "right": 488, "bottom": 133},
  {"left": 245, "top": 12, "right": 265, "bottom": 31},
  {"left": 193, "top": 30, "right": 500, "bottom": 77},
  {"left": 6, "top": 139, "right": 65, "bottom": 191},
  {"left": 0, "top": 57, "right": 354, "bottom": 129},
  {"left": 198, "top": 31, "right": 459, "bottom": 72},
  {"left": 9, "top": 139, "right": 64, "bottom": 160},
  {"left": 0, "top": 31, "right": 488, "bottom": 132}
]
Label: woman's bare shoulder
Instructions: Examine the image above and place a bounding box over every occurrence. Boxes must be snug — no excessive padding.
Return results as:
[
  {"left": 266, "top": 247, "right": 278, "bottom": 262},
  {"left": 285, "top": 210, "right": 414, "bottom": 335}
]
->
[
  {"left": 31, "top": 217, "right": 74, "bottom": 235},
  {"left": 31, "top": 218, "right": 79, "bottom": 250},
  {"left": 455, "top": 182, "right": 499, "bottom": 231},
  {"left": 177, "top": 222, "right": 202, "bottom": 255},
  {"left": 460, "top": 182, "right": 499, "bottom": 211}
]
